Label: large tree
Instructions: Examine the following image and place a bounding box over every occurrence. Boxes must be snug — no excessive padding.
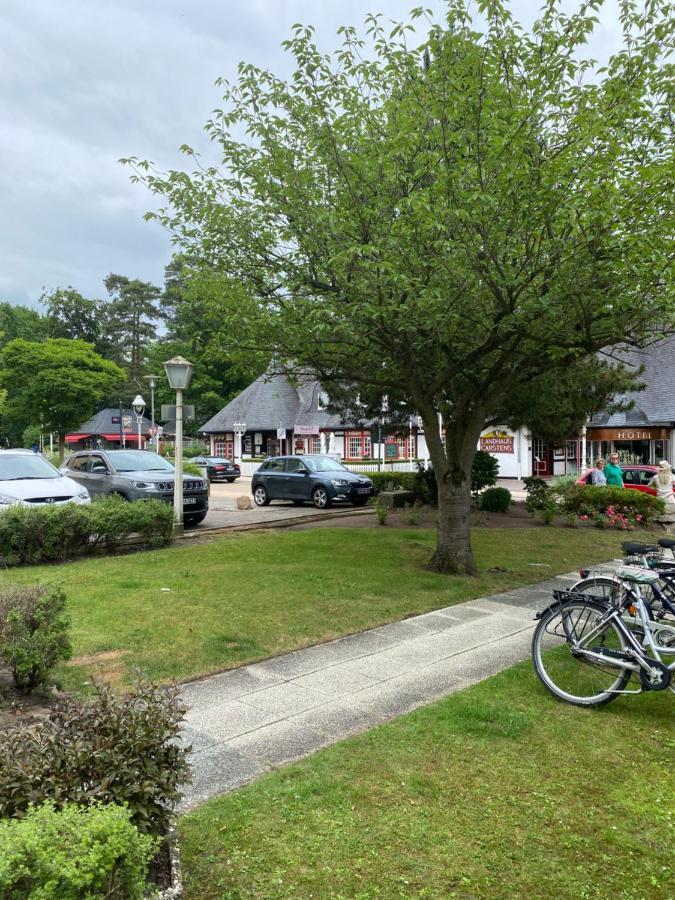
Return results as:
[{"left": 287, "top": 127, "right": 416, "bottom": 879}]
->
[
  {"left": 101, "top": 274, "right": 162, "bottom": 385},
  {"left": 42, "top": 286, "right": 101, "bottom": 346},
  {"left": 0, "top": 302, "right": 48, "bottom": 348},
  {"left": 0, "top": 339, "right": 125, "bottom": 459},
  {"left": 126, "top": 0, "right": 674, "bottom": 573}
]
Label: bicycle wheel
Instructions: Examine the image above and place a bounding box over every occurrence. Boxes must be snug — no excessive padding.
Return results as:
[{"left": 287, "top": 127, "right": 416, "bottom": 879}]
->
[
  {"left": 532, "top": 600, "right": 632, "bottom": 707},
  {"left": 569, "top": 575, "right": 621, "bottom": 603}
]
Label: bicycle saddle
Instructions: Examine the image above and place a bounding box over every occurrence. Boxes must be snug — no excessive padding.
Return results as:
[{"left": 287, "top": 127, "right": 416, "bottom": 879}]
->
[
  {"left": 616, "top": 566, "right": 661, "bottom": 585},
  {"left": 621, "top": 542, "right": 659, "bottom": 555}
]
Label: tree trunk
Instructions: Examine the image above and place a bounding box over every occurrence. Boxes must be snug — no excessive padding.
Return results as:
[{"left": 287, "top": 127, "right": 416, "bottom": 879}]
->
[
  {"left": 432, "top": 469, "right": 476, "bottom": 574},
  {"left": 419, "top": 403, "right": 484, "bottom": 575},
  {"left": 58, "top": 434, "right": 65, "bottom": 463}
]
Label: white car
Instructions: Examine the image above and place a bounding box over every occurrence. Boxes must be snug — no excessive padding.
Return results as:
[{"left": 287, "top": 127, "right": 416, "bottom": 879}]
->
[{"left": 0, "top": 449, "right": 91, "bottom": 508}]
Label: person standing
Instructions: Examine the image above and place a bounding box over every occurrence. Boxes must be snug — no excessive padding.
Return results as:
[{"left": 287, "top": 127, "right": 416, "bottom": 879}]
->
[
  {"left": 648, "top": 460, "right": 675, "bottom": 512},
  {"left": 590, "top": 458, "right": 607, "bottom": 485},
  {"left": 604, "top": 452, "right": 624, "bottom": 488}
]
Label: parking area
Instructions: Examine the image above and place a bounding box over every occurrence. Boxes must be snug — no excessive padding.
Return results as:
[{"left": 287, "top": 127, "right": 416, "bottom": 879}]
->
[{"left": 197, "top": 477, "right": 372, "bottom": 531}]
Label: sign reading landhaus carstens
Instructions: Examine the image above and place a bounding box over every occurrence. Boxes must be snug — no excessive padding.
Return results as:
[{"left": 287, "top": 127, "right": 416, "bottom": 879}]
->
[{"left": 480, "top": 430, "right": 514, "bottom": 453}]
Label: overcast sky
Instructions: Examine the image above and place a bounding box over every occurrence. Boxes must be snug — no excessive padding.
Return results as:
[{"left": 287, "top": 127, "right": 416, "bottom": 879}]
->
[{"left": 1, "top": 0, "right": 622, "bottom": 310}]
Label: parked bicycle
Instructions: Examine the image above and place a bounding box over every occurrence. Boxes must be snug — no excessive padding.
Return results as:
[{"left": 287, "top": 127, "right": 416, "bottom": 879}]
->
[
  {"left": 531, "top": 567, "right": 675, "bottom": 707},
  {"left": 571, "top": 538, "right": 675, "bottom": 623}
]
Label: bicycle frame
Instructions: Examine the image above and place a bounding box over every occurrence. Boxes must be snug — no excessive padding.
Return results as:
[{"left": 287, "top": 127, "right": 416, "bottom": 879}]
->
[{"left": 566, "top": 591, "right": 675, "bottom": 687}]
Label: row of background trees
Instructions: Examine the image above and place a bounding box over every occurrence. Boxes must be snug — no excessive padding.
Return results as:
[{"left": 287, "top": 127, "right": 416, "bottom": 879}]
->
[{"left": 0, "top": 262, "right": 265, "bottom": 454}]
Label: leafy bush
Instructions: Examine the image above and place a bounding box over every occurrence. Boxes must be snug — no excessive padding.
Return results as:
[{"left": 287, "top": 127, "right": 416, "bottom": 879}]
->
[
  {"left": 367, "top": 455, "right": 496, "bottom": 507},
  {"left": 0, "top": 801, "right": 157, "bottom": 900},
  {"left": 0, "top": 496, "right": 174, "bottom": 567},
  {"left": 472, "top": 451, "right": 499, "bottom": 495},
  {"left": 559, "top": 485, "right": 664, "bottom": 523},
  {"left": 369, "top": 471, "right": 418, "bottom": 496},
  {"left": 0, "top": 679, "right": 190, "bottom": 836},
  {"left": 182, "top": 445, "right": 208, "bottom": 458},
  {"left": 479, "top": 487, "right": 512, "bottom": 513},
  {"left": 0, "top": 586, "right": 71, "bottom": 692},
  {"left": 522, "top": 476, "right": 551, "bottom": 513}
]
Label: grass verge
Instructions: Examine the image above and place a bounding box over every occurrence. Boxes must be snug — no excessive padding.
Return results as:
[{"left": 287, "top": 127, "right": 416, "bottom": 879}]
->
[
  {"left": 0, "top": 526, "right": 656, "bottom": 690},
  {"left": 179, "top": 660, "right": 674, "bottom": 899}
]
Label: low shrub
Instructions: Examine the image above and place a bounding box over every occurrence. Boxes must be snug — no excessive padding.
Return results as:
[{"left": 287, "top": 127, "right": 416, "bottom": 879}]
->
[
  {"left": 0, "top": 679, "right": 190, "bottom": 836},
  {"left": 472, "top": 451, "right": 499, "bottom": 495},
  {"left": 522, "top": 476, "right": 551, "bottom": 513},
  {"left": 559, "top": 485, "right": 664, "bottom": 523},
  {"left": 369, "top": 471, "right": 418, "bottom": 496},
  {"left": 0, "top": 496, "right": 174, "bottom": 567},
  {"left": 0, "top": 586, "right": 71, "bottom": 692},
  {"left": 375, "top": 501, "right": 389, "bottom": 526},
  {"left": 0, "top": 801, "right": 157, "bottom": 900},
  {"left": 479, "top": 487, "right": 512, "bottom": 513}
]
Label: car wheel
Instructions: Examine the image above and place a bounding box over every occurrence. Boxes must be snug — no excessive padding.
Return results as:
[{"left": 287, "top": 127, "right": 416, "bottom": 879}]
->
[
  {"left": 352, "top": 497, "right": 369, "bottom": 507},
  {"left": 312, "top": 486, "right": 331, "bottom": 509},
  {"left": 184, "top": 511, "right": 207, "bottom": 527},
  {"left": 110, "top": 491, "right": 129, "bottom": 500},
  {"left": 253, "top": 485, "right": 270, "bottom": 506}
]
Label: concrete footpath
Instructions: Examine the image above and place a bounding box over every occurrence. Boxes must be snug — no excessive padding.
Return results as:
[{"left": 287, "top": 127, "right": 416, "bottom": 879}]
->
[{"left": 178, "top": 570, "right": 578, "bottom": 811}]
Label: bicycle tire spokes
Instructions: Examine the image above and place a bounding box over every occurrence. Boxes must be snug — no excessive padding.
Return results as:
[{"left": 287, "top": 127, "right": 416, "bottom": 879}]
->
[{"left": 534, "top": 601, "right": 631, "bottom": 705}]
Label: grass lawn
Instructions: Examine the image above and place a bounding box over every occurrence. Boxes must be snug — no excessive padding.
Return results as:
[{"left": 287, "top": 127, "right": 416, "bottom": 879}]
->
[
  {"left": 179, "top": 660, "right": 675, "bottom": 899},
  {"left": 0, "top": 526, "right": 658, "bottom": 691}
]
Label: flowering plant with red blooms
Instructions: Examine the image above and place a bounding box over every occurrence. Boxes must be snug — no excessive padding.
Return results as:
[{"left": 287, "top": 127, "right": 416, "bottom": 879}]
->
[{"left": 583, "top": 504, "right": 641, "bottom": 530}]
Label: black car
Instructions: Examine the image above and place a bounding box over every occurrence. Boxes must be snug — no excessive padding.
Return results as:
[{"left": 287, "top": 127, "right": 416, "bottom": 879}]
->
[
  {"left": 251, "top": 455, "right": 373, "bottom": 509},
  {"left": 192, "top": 456, "right": 241, "bottom": 483}
]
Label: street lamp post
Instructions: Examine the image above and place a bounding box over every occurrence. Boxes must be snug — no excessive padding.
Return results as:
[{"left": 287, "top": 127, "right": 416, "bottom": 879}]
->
[
  {"left": 163, "top": 356, "right": 193, "bottom": 530},
  {"left": 132, "top": 395, "right": 146, "bottom": 449},
  {"left": 233, "top": 422, "right": 247, "bottom": 466},
  {"left": 144, "top": 374, "right": 160, "bottom": 451}
]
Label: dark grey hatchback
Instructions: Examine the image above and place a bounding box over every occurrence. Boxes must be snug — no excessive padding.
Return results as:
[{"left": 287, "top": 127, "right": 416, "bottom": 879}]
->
[{"left": 251, "top": 455, "right": 374, "bottom": 509}]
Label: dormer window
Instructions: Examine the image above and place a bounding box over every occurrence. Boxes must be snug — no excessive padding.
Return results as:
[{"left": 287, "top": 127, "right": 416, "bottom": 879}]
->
[{"left": 317, "top": 391, "right": 329, "bottom": 411}]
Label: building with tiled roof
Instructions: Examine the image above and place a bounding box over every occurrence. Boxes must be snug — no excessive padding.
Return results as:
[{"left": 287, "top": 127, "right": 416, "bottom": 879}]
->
[{"left": 65, "top": 407, "right": 154, "bottom": 450}]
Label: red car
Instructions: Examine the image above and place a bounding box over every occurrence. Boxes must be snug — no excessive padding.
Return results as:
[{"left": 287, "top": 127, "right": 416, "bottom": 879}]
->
[{"left": 576, "top": 464, "right": 666, "bottom": 495}]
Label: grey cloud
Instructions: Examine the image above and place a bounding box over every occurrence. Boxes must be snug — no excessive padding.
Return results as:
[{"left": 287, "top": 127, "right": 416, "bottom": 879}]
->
[{"left": 1, "top": 0, "right": 623, "bottom": 308}]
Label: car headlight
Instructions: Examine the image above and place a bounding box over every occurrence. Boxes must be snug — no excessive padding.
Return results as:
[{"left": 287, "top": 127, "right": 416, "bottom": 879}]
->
[
  {"left": 330, "top": 479, "right": 349, "bottom": 487},
  {"left": 76, "top": 488, "right": 89, "bottom": 499},
  {"left": 132, "top": 481, "right": 158, "bottom": 490},
  {"left": 0, "top": 492, "right": 18, "bottom": 506}
]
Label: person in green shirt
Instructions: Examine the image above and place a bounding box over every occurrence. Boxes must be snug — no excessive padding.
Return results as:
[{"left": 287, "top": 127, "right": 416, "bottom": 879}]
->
[{"left": 604, "top": 452, "right": 624, "bottom": 487}]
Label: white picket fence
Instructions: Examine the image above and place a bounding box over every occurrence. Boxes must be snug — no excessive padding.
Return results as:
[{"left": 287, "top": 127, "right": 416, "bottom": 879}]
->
[{"left": 238, "top": 458, "right": 421, "bottom": 476}]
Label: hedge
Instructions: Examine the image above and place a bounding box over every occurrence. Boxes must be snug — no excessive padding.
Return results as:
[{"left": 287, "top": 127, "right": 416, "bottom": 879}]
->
[
  {"left": 557, "top": 485, "right": 665, "bottom": 522},
  {"left": 0, "top": 802, "right": 156, "bottom": 900},
  {"left": 0, "top": 496, "right": 174, "bottom": 567}
]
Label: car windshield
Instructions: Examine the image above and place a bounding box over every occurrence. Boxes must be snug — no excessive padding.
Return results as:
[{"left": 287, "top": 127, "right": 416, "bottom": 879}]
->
[
  {"left": 0, "top": 453, "right": 61, "bottom": 480},
  {"left": 107, "top": 451, "right": 175, "bottom": 473},
  {"left": 304, "top": 456, "right": 348, "bottom": 473}
]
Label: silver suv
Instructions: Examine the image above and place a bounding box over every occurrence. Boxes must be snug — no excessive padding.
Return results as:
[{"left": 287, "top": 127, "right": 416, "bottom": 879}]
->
[
  {"left": 0, "top": 449, "right": 90, "bottom": 508},
  {"left": 62, "top": 449, "right": 209, "bottom": 526}
]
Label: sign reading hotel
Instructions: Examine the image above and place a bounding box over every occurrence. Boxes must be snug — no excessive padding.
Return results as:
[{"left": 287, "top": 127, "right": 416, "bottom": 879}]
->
[{"left": 480, "top": 430, "right": 514, "bottom": 454}]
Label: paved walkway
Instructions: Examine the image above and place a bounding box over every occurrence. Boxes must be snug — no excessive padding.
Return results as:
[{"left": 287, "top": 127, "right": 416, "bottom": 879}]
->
[{"left": 178, "top": 570, "right": 578, "bottom": 812}]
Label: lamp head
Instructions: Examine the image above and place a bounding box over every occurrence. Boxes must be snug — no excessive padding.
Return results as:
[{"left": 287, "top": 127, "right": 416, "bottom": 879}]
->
[
  {"left": 132, "top": 394, "right": 146, "bottom": 415},
  {"left": 163, "top": 356, "right": 193, "bottom": 390}
]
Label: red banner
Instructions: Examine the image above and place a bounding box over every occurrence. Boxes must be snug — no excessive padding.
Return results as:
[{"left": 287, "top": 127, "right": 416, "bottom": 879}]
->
[{"left": 480, "top": 431, "right": 514, "bottom": 454}]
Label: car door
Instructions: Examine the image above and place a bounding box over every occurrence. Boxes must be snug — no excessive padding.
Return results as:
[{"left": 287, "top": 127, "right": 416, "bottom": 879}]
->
[
  {"left": 261, "top": 457, "right": 286, "bottom": 498},
  {"left": 86, "top": 453, "right": 113, "bottom": 496},
  {"left": 64, "top": 454, "right": 92, "bottom": 490},
  {"left": 283, "top": 458, "right": 310, "bottom": 499},
  {"left": 623, "top": 468, "right": 654, "bottom": 495}
]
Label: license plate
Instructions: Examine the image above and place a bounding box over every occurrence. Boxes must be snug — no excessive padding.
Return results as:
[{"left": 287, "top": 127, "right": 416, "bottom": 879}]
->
[
  {"left": 357, "top": 488, "right": 371, "bottom": 494},
  {"left": 183, "top": 497, "right": 197, "bottom": 505}
]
